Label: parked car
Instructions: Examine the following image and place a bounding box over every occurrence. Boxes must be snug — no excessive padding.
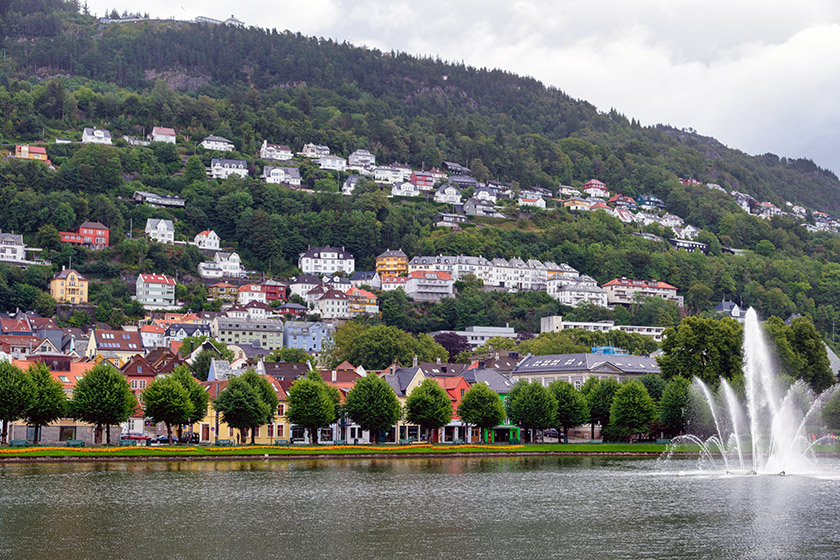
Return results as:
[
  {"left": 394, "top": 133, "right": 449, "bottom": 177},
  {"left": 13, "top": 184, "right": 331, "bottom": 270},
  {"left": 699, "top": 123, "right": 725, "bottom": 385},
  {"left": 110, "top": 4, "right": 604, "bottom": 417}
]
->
[
  {"left": 179, "top": 432, "right": 199, "bottom": 444},
  {"left": 121, "top": 432, "right": 150, "bottom": 440},
  {"left": 543, "top": 428, "right": 559, "bottom": 438},
  {"left": 151, "top": 434, "right": 175, "bottom": 444}
]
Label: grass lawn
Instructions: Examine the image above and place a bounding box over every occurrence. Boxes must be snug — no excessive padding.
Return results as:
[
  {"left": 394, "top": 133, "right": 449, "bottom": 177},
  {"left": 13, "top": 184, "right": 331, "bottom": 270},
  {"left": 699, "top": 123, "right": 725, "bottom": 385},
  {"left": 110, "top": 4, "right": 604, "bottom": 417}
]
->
[{"left": 0, "top": 442, "right": 673, "bottom": 459}]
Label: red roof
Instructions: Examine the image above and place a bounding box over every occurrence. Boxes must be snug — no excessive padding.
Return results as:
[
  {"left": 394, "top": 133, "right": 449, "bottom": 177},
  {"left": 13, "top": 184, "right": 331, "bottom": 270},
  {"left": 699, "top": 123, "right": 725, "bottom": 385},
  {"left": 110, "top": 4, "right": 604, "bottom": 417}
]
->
[
  {"left": 408, "top": 271, "right": 453, "bottom": 280},
  {"left": 18, "top": 145, "right": 48, "bottom": 155},
  {"left": 584, "top": 179, "right": 607, "bottom": 188},
  {"left": 153, "top": 126, "right": 176, "bottom": 136},
  {"left": 238, "top": 284, "right": 264, "bottom": 293},
  {"left": 196, "top": 230, "right": 215, "bottom": 237},
  {"left": 140, "top": 325, "right": 165, "bottom": 333},
  {"left": 139, "top": 274, "right": 176, "bottom": 285},
  {"left": 602, "top": 278, "right": 678, "bottom": 291},
  {"left": 346, "top": 287, "right": 376, "bottom": 298}
]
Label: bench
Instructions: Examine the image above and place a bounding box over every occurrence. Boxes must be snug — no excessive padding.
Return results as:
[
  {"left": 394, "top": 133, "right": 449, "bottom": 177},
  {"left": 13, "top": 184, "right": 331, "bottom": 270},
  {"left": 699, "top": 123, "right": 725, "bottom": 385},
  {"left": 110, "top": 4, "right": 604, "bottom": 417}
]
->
[
  {"left": 272, "top": 439, "right": 290, "bottom": 446},
  {"left": 452, "top": 439, "right": 465, "bottom": 445},
  {"left": 9, "top": 440, "right": 29, "bottom": 447},
  {"left": 508, "top": 438, "right": 520, "bottom": 445},
  {"left": 118, "top": 439, "right": 136, "bottom": 447},
  {"left": 334, "top": 440, "right": 347, "bottom": 446},
  {"left": 588, "top": 439, "right": 604, "bottom": 444},
  {"left": 656, "top": 438, "right": 672, "bottom": 445},
  {"left": 65, "top": 440, "right": 85, "bottom": 448},
  {"left": 214, "top": 439, "right": 235, "bottom": 447}
]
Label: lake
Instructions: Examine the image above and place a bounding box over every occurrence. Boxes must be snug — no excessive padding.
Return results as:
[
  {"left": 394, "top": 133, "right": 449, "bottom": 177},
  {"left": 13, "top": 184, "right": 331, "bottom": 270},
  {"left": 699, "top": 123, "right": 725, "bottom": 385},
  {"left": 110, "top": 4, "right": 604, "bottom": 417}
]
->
[{"left": 1, "top": 456, "right": 838, "bottom": 559}]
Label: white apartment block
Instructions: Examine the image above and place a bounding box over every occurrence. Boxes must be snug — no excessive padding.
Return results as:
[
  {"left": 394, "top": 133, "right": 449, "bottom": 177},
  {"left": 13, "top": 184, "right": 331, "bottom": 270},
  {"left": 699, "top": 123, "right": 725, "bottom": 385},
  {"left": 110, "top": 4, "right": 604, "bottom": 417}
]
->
[
  {"left": 546, "top": 275, "right": 608, "bottom": 308},
  {"left": 298, "top": 246, "right": 355, "bottom": 275},
  {"left": 209, "top": 159, "right": 248, "bottom": 180},
  {"left": 136, "top": 274, "right": 176, "bottom": 308}
]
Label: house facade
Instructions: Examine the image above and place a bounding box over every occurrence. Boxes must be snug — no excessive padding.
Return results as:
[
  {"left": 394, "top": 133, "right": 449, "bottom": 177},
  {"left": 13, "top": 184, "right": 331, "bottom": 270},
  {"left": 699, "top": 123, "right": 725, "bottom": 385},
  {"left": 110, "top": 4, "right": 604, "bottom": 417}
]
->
[
  {"left": 145, "top": 218, "right": 175, "bottom": 244},
  {"left": 260, "top": 140, "right": 293, "bottom": 161},
  {"left": 405, "top": 271, "right": 454, "bottom": 301},
  {"left": 298, "top": 246, "right": 355, "bottom": 275},
  {"left": 375, "top": 249, "right": 408, "bottom": 278},
  {"left": 211, "top": 317, "right": 284, "bottom": 351},
  {"left": 149, "top": 126, "right": 176, "bottom": 144},
  {"left": 136, "top": 274, "right": 177, "bottom": 309},
  {"left": 210, "top": 158, "right": 248, "bottom": 179},
  {"left": 50, "top": 268, "right": 88, "bottom": 304},
  {"left": 348, "top": 149, "right": 376, "bottom": 168},
  {"left": 194, "top": 230, "right": 220, "bottom": 251},
  {"left": 262, "top": 166, "right": 301, "bottom": 186},
  {"left": 81, "top": 127, "right": 112, "bottom": 144},
  {"left": 601, "top": 277, "right": 684, "bottom": 307},
  {"left": 547, "top": 275, "right": 608, "bottom": 308},
  {"left": 59, "top": 221, "right": 109, "bottom": 249},
  {"left": 434, "top": 184, "right": 462, "bottom": 204},
  {"left": 318, "top": 155, "right": 347, "bottom": 172},
  {"left": 283, "top": 321, "right": 335, "bottom": 353},
  {"left": 201, "top": 135, "right": 234, "bottom": 151}
]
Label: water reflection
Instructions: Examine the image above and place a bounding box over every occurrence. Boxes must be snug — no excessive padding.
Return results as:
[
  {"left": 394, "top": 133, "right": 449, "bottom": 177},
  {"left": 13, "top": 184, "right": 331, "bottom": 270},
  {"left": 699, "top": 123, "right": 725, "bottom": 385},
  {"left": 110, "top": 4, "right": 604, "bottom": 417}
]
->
[{"left": 0, "top": 457, "right": 838, "bottom": 560}]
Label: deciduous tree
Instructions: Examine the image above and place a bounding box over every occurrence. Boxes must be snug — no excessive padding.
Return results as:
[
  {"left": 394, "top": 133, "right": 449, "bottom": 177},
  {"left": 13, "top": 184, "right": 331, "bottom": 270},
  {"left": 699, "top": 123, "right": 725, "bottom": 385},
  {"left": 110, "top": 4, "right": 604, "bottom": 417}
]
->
[
  {"left": 25, "top": 363, "right": 67, "bottom": 443},
  {"left": 0, "top": 362, "right": 34, "bottom": 444},
  {"left": 548, "top": 380, "right": 588, "bottom": 443},
  {"left": 405, "top": 379, "right": 452, "bottom": 442},
  {"left": 506, "top": 380, "right": 557, "bottom": 441},
  {"left": 457, "top": 382, "right": 506, "bottom": 442},
  {"left": 214, "top": 375, "right": 270, "bottom": 443},
  {"left": 286, "top": 372, "right": 335, "bottom": 443},
  {"left": 69, "top": 363, "right": 136, "bottom": 444},
  {"left": 344, "top": 373, "right": 402, "bottom": 443},
  {"left": 608, "top": 379, "right": 657, "bottom": 442},
  {"left": 142, "top": 376, "right": 194, "bottom": 444}
]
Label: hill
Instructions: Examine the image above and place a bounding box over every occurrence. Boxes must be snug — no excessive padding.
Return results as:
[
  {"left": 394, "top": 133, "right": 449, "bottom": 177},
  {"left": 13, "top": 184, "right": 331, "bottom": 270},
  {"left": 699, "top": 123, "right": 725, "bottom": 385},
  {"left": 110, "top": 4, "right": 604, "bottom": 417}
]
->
[{"left": 1, "top": 0, "right": 839, "bottom": 213}]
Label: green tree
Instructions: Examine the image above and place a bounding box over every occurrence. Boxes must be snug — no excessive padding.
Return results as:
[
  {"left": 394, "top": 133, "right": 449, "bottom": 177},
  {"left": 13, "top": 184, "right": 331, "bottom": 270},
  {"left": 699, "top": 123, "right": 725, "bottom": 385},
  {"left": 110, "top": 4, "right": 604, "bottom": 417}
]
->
[
  {"left": 404, "top": 379, "right": 452, "bottom": 442},
  {"left": 69, "top": 363, "right": 136, "bottom": 444},
  {"left": 457, "top": 383, "right": 506, "bottom": 443},
  {"left": 171, "top": 365, "right": 210, "bottom": 439},
  {"left": 142, "top": 376, "right": 194, "bottom": 444},
  {"left": 240, "top": 369, "right": 280, "bottom": 443},
  {"left": 506, "top": 380, "right": 557, "bottom": 441},
  {"left": 547, "top": 380, "right": 588, "bottom": 443},
  {"left": 184, "top": 155, "right": 207, "bottom": 183},
  {"left": 639, "top": 373, "right": 666, "bottom": 403},
  {"left": 24, "top": 363, "right": 67, "bottom": 443},
  {"left": 268, "top": 347, "right": 316, "bottom": 369},
  {"left": 214, "top": 375, "right": 270, "bottom": 443},
  {"left": 658, "top": 316, "right": 744, "bottom": 385},
  {"left": 821, "top": 387, "right": 840, "bottom": 430},
  {"left": 0, "top": 362, "right": 34, "bottom": 444},
  {"left": 191, "top": 348, "right": 218, "bottom": 382},
  {"left": 787, "top": 317, "right": 834, "bottom": 393},
  {"left": 586, "top": 377, "right": 619, "bottom": 439},
  {"left": 608, "top": 379, "right": 657, "bottom": 442},
  {"left": 286, "top": 373, "right": 335, "bottom": 443},
  {"left": 659, "top": 376, "right": 691, "bottom": 437},
  {"left": 343, "top": 373, "right": 403, "bottom": 443}
]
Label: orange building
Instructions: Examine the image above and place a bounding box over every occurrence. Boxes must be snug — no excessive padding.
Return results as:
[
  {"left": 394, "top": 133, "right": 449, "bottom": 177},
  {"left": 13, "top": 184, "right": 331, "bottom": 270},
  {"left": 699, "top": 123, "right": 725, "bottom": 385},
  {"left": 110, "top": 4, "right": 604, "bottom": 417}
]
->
[
  {"left": 15, "top": 145, "right": 51, "bottom": 165},
  {"left": 375, "top": 249, "right": 408, "bottom": 278}
]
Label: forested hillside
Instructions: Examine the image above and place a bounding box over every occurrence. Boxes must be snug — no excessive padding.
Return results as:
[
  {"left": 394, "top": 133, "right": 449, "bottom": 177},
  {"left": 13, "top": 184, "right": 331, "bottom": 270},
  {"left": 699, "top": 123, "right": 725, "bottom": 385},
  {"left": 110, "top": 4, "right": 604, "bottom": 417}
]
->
[
  {"left": 1, "top": 0, "right": 840, "bottom": 347},
  {"left": 2, "top": 0, "right": 839, "bottom": 211}
]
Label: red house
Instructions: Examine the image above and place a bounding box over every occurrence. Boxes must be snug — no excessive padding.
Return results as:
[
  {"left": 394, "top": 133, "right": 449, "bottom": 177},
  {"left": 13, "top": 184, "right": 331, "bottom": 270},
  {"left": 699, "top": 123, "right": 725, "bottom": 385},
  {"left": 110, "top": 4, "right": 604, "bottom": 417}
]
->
[
  {"left": 430, "top": 375, "right": 472, "bottom": 442},
  {"left": 409, "top": 171, "right": 435, "bottom": 190},
  {"left": 261, "top": 280, "right": 288, "bottom": 302},
  {"left": 59, "top": 221, "right": 110, "bottom": 250}
]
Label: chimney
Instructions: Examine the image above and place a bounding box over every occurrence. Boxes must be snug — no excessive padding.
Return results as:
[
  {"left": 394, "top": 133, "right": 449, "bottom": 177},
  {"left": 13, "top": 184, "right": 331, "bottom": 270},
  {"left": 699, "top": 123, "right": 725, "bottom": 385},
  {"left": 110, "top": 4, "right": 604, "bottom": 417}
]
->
[
  {"left": 331, "top": 370, "right": 336, "bottom": 383},
  {"left": 436, "top": 356, "right": 441, "bottom": 364},
  {"left": 412, "top": 354, "right": 418, "bottom": 367}
]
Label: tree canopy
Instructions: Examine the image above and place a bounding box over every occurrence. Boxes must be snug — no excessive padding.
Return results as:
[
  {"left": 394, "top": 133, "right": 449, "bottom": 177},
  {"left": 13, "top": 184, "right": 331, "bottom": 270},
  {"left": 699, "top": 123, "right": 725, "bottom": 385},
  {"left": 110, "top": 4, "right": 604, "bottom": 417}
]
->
[
  {"left": 404, "top": 379, "right": 453, "bottom": 441},
  {"left": 343, "top": 373, "right": 403, "bottom": 443},
  {"left": 69, "top": 363, "right": 136, "bottom": 444},
  {"left": 457, "top": 382, "right": 506, "bottom": 442}
]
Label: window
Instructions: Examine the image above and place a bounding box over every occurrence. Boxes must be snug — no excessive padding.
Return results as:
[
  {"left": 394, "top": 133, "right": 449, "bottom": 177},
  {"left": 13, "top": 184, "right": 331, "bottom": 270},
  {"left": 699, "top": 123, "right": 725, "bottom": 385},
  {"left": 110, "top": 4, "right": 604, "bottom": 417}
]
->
[
  {"left": 277, "top": 424, "right": 284, "bottom": 437},
  {"left": 58, "top": 376, "right": 70, "bottom": 383},
  {"left": 59, "top": 427, "right": 76, "bottom": 441}
]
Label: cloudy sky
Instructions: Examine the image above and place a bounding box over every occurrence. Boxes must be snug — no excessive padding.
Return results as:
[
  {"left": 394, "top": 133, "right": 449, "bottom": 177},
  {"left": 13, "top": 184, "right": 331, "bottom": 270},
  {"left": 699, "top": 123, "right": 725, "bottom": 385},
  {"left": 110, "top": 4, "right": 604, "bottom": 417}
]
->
[{"left": 87, "top": 0, "right": 840, "bottom": 175}]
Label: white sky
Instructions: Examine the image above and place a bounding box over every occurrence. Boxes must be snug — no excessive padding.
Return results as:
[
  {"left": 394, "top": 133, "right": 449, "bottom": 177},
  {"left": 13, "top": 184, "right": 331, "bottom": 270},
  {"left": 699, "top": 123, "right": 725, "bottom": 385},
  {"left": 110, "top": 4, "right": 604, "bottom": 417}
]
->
[{"left": 86, "top": 0, "right": 840, "bottom": 175}]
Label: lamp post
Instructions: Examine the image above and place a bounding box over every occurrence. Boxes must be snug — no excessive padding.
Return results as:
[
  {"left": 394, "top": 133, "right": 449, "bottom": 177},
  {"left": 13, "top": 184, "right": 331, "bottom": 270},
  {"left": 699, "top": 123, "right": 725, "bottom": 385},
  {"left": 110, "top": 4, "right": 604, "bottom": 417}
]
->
[{"left": 214, "top": 377, "right": 220, "bottom": 444}]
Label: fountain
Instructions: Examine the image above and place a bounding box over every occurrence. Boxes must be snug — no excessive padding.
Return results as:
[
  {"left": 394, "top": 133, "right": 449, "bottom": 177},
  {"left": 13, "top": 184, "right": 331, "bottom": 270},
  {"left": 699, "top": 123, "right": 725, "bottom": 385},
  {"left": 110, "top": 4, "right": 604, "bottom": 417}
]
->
[{"left": 665, "top": 307, "right": 838, "bottom": 474}]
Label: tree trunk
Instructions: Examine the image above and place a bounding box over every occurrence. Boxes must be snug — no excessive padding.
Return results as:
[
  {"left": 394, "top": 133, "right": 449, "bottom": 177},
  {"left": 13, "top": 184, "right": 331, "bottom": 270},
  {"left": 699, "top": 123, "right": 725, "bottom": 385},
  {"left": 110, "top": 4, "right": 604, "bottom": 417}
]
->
[
  {"left": 309, "top": 426, "right": 317, "bottom": 445},
  {"left": 250, "top": 427, "right": 255, "bottom": 445},
  {"left": 177, "top": 424, "right": 183, "bottom": 441},
  {"left": 1, "top": 419, "right": 7, "bottom": 445},
  {"left": 34, "top": 424, "right": 40, "bottom": 444},
  {"left": 106, "top": 423, "right": 111, "bottom": 445},
  {"left": 590, "top": 423, "right": 595, "bottom": 440},
  {"left": 166, "top": 423, "right": 173, "bottom": 444},
  {"left": 95, "top": 423, "right": 102, "bottom": 444}
]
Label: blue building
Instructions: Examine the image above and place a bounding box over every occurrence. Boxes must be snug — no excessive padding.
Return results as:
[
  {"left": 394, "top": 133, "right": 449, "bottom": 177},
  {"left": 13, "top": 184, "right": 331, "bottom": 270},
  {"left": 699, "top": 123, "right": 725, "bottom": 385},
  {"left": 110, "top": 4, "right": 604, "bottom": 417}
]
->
[{"left": 283, "top": 321, "right": 336, "bottom": 353}]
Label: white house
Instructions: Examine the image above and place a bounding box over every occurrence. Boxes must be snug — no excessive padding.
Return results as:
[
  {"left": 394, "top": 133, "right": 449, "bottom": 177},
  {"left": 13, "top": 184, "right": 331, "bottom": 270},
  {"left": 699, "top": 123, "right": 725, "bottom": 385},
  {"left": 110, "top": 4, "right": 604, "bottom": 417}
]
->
[
  {"left": 313, "top": 289, "right": 351, "bottom": 320},
  {"left": 434, "top": 184, "right": 462, "bottom": 204},
  {"left": 198, "top": 252, "right": 245, "bottom": 279},
  {"left": 518, "top": 197, "right": 546, "bottom": 209},
  {"left": 260, "top": 140, "right": 293, "bottom": 161},
  {"left": 145, "top": 218, "right": 175, "bottom": 244},
  {"left": 262, "top": 166, "right": 301, "bottom": 186},
  {"left": 194, "top": 230, "right": 220, "bottom": 251},
  {"left": 374, "top": 166, "right": 403, "bottom": 184},
  {"left": 319, "top": 155, "right": 347, "bottom": 172},
  {"left": 583, "top": 179, "right": 610, "bottom": 198},
  {"left": 201, "top": 135, "right": 235, "bottom": 151},
  {"left": 81, "top": 128, "right": 112, "bottom": 145},
  {"left": 475, "top": 187, "right": 497, "bottom": 203},
  {"left": 405, "top": 271, "right": 455, "bottom": 302},
  {"left": 136, "top": 273, "right": 177, "bottom": 309},
  {"left": 209, "top": 158, "right": 248, "bottom": 180},
  {"left": 298, "top": 246, "right": 355, "bottom": 275},
  {"left": 149, "top": 126, "right": 176, "bottom": 144},
  {"left": 391, "top": 181, "right": 421, "bottom": 197},
  {"left": 0, "top": 232, "right": 42, "bottom": 265},
  {"left": 348, "top": 149, "right": 376, "bottom": 168},
  {"left": 300, "top": 143, "right": 330, "bottom": 158},
  {"left": 547, "top": 275, "right": 608, "bottom": 308},
  {"left": 237, "top": 284, "right": 268, "bottom": 306}
]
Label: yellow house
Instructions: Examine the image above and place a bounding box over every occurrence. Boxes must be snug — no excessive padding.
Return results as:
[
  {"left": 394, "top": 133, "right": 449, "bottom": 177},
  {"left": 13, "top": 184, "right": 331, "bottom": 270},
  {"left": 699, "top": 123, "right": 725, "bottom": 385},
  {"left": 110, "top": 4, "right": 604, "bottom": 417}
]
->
[
  {"left": 50, "top": 268, "right": 89, "bottom": 304},
  {"left": 380, "top": 366, "right": 425, "bottom": 442},
  {"left": 375, "top": 249, "right": 408, "bottom": 278},
  {"left": 85, "top": 329, "right": 144, "bottom": 363},
  {"left": 194, "top": 376, "right": 290, "bottom": 444}
]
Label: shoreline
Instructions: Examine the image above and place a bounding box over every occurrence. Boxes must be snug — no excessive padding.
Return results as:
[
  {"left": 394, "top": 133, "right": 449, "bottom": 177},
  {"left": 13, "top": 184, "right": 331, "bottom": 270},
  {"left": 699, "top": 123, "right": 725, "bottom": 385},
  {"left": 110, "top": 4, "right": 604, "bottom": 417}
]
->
[{"left": 0, "top": 450, "right": 701, "bottom": 464}]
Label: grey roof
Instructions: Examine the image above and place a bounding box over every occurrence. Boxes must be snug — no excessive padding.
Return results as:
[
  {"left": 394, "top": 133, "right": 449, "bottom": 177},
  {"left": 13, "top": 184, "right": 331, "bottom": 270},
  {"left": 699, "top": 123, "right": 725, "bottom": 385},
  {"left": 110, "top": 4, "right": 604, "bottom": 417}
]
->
[
  {"left": 146, "top": 218, "right": 174, "bottom": 231},
  {"left": 204, "top": 135, "right": 233, "bottom": 144},
  {"left": 409, "top": 255, "right": 490, "bottom": 266},
  {"left": 351, "top": 271, "right": 378, "bottom": 281},
  {"left": 377, "top": 249, "right": 407, "bottom": 259},
  {"left": 461, "top": 368, "right": 515, "bottom": 393},
  {"left": 83, "top": 127, "right": 112, "bottom": 138},
  {"left": 291, "top": 274, "right": 321, "bottom": 285},
  {"left": 382, "top": 367, "right": 421, "bottom": 397},
  {"left": 164, "top": 324, "right": 210, "bottom": 337},
  {"left": 263, "top": 166, "right": 300, "bottom": 179},
  {"left": 514, "top": 353, "right": 660, "bottom": 375},
  {"left": 215, "top": 317, "right": 284, "bottom": 331},
  {"left": 299, "top": 246, "right": 353, "bottom": 260}
]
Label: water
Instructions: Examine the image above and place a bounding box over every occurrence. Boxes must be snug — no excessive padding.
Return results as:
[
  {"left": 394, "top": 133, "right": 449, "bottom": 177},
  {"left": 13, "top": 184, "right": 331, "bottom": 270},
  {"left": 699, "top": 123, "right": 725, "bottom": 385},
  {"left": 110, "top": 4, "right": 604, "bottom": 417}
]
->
[
  {"left": 671, "top": 307, "right": 839, "bottom": 474},
  {"left": 1, "top": 456, "right": 839, "bottom": 560}
]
